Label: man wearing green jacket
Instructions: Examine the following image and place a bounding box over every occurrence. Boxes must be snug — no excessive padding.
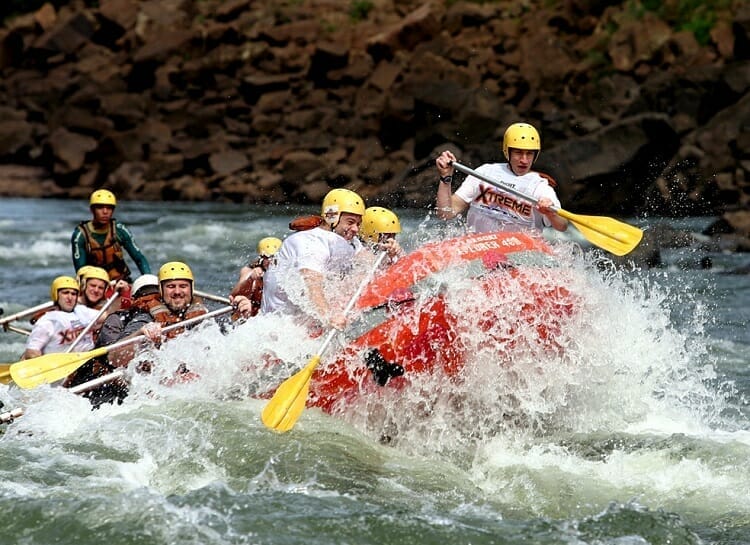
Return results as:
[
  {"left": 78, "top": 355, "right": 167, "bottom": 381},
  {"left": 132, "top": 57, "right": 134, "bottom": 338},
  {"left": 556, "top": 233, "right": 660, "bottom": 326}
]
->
[{"left": 71, "top": 189, "right": 151, "bottom": 282}]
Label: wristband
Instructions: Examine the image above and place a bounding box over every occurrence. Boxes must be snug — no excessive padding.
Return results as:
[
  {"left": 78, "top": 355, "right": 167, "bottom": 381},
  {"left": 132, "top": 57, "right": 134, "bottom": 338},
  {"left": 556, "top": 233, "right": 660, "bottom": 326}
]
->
[{"left": 439, "top": 175, "right": 453, "bottom": 184}]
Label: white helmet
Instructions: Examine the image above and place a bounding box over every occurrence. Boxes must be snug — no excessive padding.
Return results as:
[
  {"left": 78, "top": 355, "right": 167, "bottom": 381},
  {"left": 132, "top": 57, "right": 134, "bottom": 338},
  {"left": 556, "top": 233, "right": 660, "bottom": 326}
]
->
[{"left": 132, "top": 274, "right": 159, "bottom": 297}]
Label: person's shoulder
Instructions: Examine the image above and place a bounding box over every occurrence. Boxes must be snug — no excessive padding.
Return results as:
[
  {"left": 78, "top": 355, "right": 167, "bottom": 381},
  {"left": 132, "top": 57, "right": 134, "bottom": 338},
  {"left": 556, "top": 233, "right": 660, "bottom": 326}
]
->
[
  {"left": 532, "top": 170, "right": 558, "bottom": 187},
  {"left": 290, "top": 227, "right": 332, "bottom": 244},
  {"left": 74, "top": 304, "right": 101, "bottom": 320},
  {"left": 35, "top": 308, "right": 69, "bottom": 325},
  {"left": 476, "top": 162, "right": 507, "bottom": 174},
  {"left": 72, "top": 221, "right": 88, "bottom": 234}
]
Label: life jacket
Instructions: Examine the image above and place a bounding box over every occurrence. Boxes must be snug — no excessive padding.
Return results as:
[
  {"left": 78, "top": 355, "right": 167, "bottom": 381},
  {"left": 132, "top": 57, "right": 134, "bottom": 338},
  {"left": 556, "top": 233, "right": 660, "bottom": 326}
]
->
[
  {"left": 147, "top": 297, "right": 208, "bottom": 339},
  {"left": 77, "top": 219, "right": 131, "bottom": 281},
  {"left": 289, "top": 215, "right": 324, "bottom": 231},
  {"left": 230, "top": 256, "right": 273, "bottom": 316},
  {"left": 130, "top": 292, "right": 161, "bottom": 313},
  {"left": 535, "top": 171, "right": 558, "bottom": 188}
]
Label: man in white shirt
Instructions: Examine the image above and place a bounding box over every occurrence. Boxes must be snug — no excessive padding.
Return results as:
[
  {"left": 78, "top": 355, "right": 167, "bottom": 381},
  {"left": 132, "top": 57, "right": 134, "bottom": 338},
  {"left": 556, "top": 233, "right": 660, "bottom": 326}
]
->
[
  {"left": 261, "top": 188, "right": 365, "bottom": 330},
  {"left": 435, "top": 122, "right": 568, "bottom": 233},
  {"left": 22, "top": 276, "right": 101, "bottom": 359}
]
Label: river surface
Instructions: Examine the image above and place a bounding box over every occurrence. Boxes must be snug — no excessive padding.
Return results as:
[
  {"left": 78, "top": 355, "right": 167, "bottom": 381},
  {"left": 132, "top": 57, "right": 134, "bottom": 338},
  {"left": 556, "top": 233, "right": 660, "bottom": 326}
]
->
[{"left": 1, "top": 197, "right": 750, "bottom": 545}]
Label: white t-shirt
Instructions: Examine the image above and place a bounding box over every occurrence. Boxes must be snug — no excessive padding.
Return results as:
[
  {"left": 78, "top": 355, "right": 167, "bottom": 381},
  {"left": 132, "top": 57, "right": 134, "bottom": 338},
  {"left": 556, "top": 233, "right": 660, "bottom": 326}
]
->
[
  {"left": 454, "top": 162, "right": 561, "bottom": 233},
  {"left": 261, "top": 227, "right": 363, "bottom": 316},
  {"left": 24, "top": 305, "right": 100, "bottom": 354}
]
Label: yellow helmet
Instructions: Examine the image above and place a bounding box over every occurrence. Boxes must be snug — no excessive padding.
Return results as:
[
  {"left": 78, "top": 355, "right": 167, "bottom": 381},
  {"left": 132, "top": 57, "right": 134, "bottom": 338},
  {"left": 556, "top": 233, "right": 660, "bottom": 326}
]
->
[
  {"left": 502, "top": 122, "right": 541, "bottom": 162},
  {"left": 75, "top": 265, "right": 96, "bottom": 284},
  {"left": 90, "top": 189, "right": 117, "bottom": 207},
  {"left": 50, "top": 275, "right": 79, "bottom": 302},
  {"left": 78, "top": 266, "right": 110, "bottom": 287},
  {"left": 257, "top": 237, "right": 282, "bottom": 257},
  {"left": 321, "top": 188, "right": 365, "bottom": 227},
  {"left": 360, "top": 207, "right": 401, "bottom": 243},
  {"left": 158, "top": 261, "right": 194, "bottom": 284}
]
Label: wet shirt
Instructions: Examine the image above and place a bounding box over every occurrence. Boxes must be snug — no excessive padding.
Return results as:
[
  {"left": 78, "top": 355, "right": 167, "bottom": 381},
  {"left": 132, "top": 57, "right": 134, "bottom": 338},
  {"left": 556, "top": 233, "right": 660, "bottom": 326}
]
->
[
  {"left": 454, "top": 163, "right": 561, "bottom": 233},
  {"left": 261, "top": 227, "right": 362, "bottom": 315},
  {"left": 24, "top": 305, "right": 100, "bottom": 354}
]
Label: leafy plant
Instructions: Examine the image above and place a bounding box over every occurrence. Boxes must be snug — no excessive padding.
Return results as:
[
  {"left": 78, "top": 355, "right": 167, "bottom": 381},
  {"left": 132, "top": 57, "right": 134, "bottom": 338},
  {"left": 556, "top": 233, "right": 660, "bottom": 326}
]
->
[
  {"left": 632, "top": 0, "right": 734, "bottom": 46},
  {"left": 350, "top": 0, "right": 374, "bottom": 21}
]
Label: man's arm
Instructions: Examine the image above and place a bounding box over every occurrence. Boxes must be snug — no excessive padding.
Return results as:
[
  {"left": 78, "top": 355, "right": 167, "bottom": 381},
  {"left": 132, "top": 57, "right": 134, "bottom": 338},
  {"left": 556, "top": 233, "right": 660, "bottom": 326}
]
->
[
  {"left": 541, "top": 206, "right": 568, "bottom": 232},
  {"left": 437, "top": 186, "right": 469, "bottom": 220},
  {"left": 300, "top": 268, "right": 349, "bottom": 330},
  {"left": 435, "top": 150, "right": 470, "bottom": 220},
  {"left": 107, "top": 312, "right": 155, "bottom": 367},
  {"left": 116, "top": 223, "right": 152, "bottom": 274},
  {"left": 21, "top": 320, "right": 53, "bottom": 360},
  {"left": 71, "top": 226, "right": 88, "bottom": 271}
]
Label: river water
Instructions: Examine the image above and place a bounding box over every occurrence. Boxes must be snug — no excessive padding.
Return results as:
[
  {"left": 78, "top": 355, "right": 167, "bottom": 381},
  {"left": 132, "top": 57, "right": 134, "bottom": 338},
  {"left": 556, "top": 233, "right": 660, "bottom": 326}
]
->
[{"left": 1, "top": 197, "right": 749, "bottom": 545}]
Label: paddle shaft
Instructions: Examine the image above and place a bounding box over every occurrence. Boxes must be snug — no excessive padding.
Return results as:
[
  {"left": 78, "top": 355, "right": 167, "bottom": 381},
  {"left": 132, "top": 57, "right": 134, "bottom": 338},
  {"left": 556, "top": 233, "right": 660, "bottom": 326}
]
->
[
  {"left": 315, "top": 253, "right": 387, "bottom": 359},
  {"left": 1, "top": 369, "right": 126, "bottom": 424},
  {"left": 0, "top": 301, "right": 54, "bottom": 326},
  {"left": 4, "top": 324, "right": 31, "bottom": 336},
  {"left": 452, "top": 162, "right": 551, "bottom": 209},
  {"left": 69, "top": 369, "right": 125, "bottom": 395},
  {"left": 194, "top": 290, "right": 231, "bottom": 305},
  {"left": 102, "top": 305, "right": 235, "bottom": 353},
  {"left": 66, "top": 293, "right": 120, "bottom": 353},
  {"left": 0, "top": 407, "right": 23, "bottom": 424}
]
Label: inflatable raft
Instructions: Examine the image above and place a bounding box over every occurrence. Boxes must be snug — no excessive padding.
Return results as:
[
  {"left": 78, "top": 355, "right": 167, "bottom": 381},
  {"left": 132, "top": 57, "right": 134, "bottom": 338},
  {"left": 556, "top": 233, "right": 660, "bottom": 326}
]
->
[{"left": 306, "top": 231, "right": 578, "bottom": 414}]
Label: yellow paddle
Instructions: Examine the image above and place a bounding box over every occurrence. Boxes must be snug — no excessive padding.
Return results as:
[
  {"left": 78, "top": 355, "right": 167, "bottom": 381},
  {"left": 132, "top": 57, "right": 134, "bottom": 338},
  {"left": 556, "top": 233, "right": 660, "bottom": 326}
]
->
[
  {"left": 451, "top": 162, "right": 644, "bottom": 256},
  {"left": 261, "top": 252, "right": 387, "bottom": 432},
  {"left": 0, "top": 364, "right": 13, "bottom": 385},
  {"left": 0, "top": 296, "right": 117, "bottom": 385},
  {"left": 6, "top": 306, "right": 235, "bottom": 389}
]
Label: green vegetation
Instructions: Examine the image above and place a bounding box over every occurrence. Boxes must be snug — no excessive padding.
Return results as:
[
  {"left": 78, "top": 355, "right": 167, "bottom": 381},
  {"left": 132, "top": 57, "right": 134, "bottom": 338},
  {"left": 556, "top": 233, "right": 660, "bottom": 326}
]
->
[
  {"left": 349, "top": 0, "right": 374, "bottom": 21},
  {"left": 631, "top": 0, "right": 734, "bottom": 45},
  {"left": 321, "top": 19, "right": 338, "bottom": 34}
]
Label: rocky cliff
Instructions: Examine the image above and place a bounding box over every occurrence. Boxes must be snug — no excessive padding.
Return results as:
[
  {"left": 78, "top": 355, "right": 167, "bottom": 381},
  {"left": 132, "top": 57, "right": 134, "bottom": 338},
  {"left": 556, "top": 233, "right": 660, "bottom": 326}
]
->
[{"left": 1, "top": 0, "right": 749, "bottom": 251}]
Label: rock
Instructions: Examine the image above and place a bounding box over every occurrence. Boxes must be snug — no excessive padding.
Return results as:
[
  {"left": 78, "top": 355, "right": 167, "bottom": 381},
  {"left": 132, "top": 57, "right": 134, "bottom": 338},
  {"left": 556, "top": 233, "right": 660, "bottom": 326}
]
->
[
  {"left": 0, "top": 0, "right": 747, "bottom": 252},
  {"left": 49, "top": 127, "right": 97, "bottom": 171}
]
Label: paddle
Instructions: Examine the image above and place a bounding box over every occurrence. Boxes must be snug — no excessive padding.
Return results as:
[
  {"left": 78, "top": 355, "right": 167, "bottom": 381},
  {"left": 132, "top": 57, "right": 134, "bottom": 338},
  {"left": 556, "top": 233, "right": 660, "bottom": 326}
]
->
[
  {"left": 0, "top": 301, "right": 54, "bottom": 327},
  {"left": 7, "top": 306, "right": 235, "bottom": 389},
  {"left": 194, "top": 290, "right": 231, "bottom": 305},
  {"left": 3, "top": 324, "right": 31, "bottom": 336},
  {"left": 0, "top": 407, "right": 23, "bottom": 424},
  {"left": 65, "top": 293, "right": 120, "bottom": 353},
  {"left": 0, "top": 369, "right": 127, "bottom": 423},
  {"left": 0, "top": 296, "right": 118, "bottom": 384},
  {"left": 261, "top": 252, "right": 387, "bottom": 432},
  {"left": 68, "top": 368, "right": 126, "bottom": 395},
  {"left": 451, "top": 162, "right": 644, "bottom": 256},
  {"left": 0, "top": 364, "right": 12, "bottom": 385}
]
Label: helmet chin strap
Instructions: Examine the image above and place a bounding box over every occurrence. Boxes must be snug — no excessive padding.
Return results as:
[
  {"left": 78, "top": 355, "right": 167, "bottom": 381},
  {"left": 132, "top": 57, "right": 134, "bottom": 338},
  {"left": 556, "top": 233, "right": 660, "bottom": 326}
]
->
[{"left": 324, "top": 213, "right": 340, "bottom": 230}]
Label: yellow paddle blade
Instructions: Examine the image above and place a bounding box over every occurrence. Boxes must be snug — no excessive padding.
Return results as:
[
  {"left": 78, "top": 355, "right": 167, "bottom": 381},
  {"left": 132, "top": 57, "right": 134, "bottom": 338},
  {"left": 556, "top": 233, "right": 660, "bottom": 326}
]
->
[
  {"left": 261, "top": 355, "right": 320, "bottom": 432},
  {"left": 557, "top": 209, "right": 644, "bottom": 256},
  {"left": 0, "top": 364, "right": 12, "bottom": 385},
  {"left": 9, "top": 347, "right": 109, "bottom": 389}
]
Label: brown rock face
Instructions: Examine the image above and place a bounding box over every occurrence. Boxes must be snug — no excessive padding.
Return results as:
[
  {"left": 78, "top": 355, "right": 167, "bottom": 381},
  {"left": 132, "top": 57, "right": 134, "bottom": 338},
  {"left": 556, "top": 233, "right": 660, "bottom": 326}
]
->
[{"left": 0, "top": 0, "right": 749, "bottom": 248}]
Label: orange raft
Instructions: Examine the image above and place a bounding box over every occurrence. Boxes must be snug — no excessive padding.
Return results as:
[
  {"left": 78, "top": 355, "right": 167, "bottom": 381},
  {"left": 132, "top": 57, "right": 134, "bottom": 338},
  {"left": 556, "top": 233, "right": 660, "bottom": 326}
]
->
[{"left": 305, "top": 232, "right": 579, "bottom": 415}]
